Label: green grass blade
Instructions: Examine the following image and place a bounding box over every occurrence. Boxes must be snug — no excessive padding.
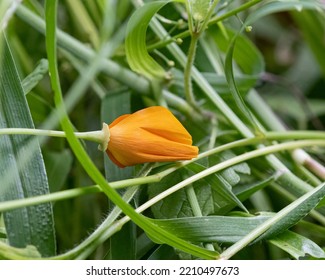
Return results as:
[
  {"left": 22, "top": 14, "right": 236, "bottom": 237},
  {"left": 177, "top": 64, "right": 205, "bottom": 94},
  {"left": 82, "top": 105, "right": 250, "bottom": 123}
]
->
[
  {"left": 270, "top": 231, "right": 325, "bottom": 259},
  {"left": 224, "top": 30, "right": 262, "bottom": 133},
  {"left": 0, "top": 35, "right": 56, "bottom": 257},
  {"left": 45, "top": 0, "right": 218, "bottom": 260},
  {"left": 151, "top": 214, "right": 270, "bottom": 243},
  {"left": 125, "top": 0, "right": 170, "bottom": 79},
  {"left": 245, "top": 0, "right": 323, "bottom": 26},
  {"left": 253, "top": 182, "right": 325, "bottom": 243}
]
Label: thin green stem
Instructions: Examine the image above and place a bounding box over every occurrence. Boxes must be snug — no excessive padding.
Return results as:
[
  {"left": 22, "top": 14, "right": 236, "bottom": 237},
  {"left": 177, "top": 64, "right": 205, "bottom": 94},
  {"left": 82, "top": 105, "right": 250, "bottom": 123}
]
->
[
  {"left": 0, "top": 185, "right": 101, "bottom": 212},
  {"left": 46, "top": 1, "right": 218, "bottom": 260},
  {"left": 1, "top": 138, "right": 324, "bottom": 259},
  {"left": 139, "top": 140, "right": 325, "bottom": 223},
  {"left": 185, "top": 183, "right": 215, "bottom": 251},
  {"left": 209, "top": 0, "right": 262, "bottom": 27},
  {"left": 60, "top": 186, "right": 140, "bottom": 259},
  {"left": 1, "top": 133, "right": 324, "bottom": 213},
  {"left": 184, "top": 33, "right": 199, "bottom": 106},
  {"left": 87, "top": 140, "right": 325, "bottom": 259},
  {"left": 184, "top": 0, "right": 194, "bottom": 34},
  {"left": 184, "top": 0, "right": 220, "bottom": 108},
  {"left": 185, "top": 185, "right": 202, "bottom": 217},
  {"left": 219, "top": 182, "right": 325, "bottom": 260},
  {"left": 0, "top": 127, "right": 106, "bottom": 144},
  {"left": 147, "top": 0, "right": 262, "bottom": 51},
  {"left": 199, "top": 0, "right": 220, "bottom": 33},
  {"left": 53, "top": 161, "right": 154, "bottom": 259}
]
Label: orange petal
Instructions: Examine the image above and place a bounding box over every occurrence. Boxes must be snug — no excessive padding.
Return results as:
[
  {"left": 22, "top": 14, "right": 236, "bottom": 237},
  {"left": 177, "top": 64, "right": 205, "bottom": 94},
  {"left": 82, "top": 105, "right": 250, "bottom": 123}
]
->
[
  {"left": 109, "top": 114, "right": 130, "bottom": 128},
  {"left": 106, "top": 106, "right": 199, "bottom": 167}
]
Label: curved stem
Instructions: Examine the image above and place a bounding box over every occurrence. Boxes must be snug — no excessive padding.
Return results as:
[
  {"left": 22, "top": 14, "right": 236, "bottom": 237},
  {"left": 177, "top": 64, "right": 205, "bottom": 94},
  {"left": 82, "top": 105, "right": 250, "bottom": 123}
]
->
[
  {"left": 1, "top": 138, "right": 325, "bottom": 259},
  {"left": 0, "top": 134, "right": 322, "bottom": 212},
  {"left": 0, "top": 132, "right": 324, "bottom": 213},
  {"left": 86, "top": 140, "right": 325, "bottom": 259},
  {"left": 138, "top": 140, "right": 325, "bottom": 221}
]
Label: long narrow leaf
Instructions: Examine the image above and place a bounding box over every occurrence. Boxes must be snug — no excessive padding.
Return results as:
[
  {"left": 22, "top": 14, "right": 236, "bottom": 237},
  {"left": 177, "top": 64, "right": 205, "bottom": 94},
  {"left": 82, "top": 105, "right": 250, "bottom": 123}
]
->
[
  {"left": 253, "top": 182, "right": 325, "bottom": 243},
  {"left": 45, "top": 0, "right": 218, "bottom": 260},
  {"left": 0, "top": 35, "right": 56, "bottom": 257},
  {"left": 125, "top": 0, "right": 171, "bottom": 79}
]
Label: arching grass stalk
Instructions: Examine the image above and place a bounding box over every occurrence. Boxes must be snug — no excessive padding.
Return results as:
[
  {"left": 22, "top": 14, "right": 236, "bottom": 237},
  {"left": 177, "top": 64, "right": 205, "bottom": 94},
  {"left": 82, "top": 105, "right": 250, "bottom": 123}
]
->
[
  {"left": 79, "top": 139, "right": 325, "bottom": 260},
  {"left": 1, "top": 134, "right": 324, "bottom": 260},
  {"left": 46, "top": 0, "right": 218, "bottom": 261},
  {"left": 1, "top": 137, "right": 324, "bottom": 215},
  {"left": 2, "top": 138, "right": 324, "bottom": 259}
]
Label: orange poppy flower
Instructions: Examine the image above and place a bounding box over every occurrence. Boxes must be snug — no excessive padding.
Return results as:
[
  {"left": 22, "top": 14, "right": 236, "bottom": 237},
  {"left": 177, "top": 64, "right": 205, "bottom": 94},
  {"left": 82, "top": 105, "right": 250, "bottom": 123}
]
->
[{"left": 105, "top": 106, "right": 199, "bottom": 168}]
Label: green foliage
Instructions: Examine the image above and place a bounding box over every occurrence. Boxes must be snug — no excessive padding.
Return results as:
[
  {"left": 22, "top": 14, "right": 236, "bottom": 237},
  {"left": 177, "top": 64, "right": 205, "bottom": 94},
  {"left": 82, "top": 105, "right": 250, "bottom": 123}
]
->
[
  {"left": 125, "top": 0, "right": 170, "bottom": 79},
  {"left": 0, "top": 0, "right": 325, "bottom": 260},
  {"left": 0, "top": 35, "right": 55, "bottom": 257}
]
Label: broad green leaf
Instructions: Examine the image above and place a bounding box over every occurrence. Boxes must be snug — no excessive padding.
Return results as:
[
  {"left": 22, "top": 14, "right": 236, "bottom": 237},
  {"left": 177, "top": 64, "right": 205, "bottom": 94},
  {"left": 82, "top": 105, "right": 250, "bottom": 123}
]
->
[
  {"left": 43, "top": 149, "right": 73, "bottom": 192},
  {"left": 151, "top": 214, "right": 270, "bottom": 243},
  {"left": 148, "top": 171, "right": 193, "bottom": 219},
  {"left": 152, "top": 214, "right": 325, "bottom": 259},
  {"left": 136, "top": 232, "right": 156, "bottom": 259},
  {"left": 212, "top": 151, "right": 251, "bottom": 186},
  {"left": 270, "top": 231, "right": 325, "bottom": 260},
  {"left": 0, "top": 35, "right": 56, "bottom": 257},
  {"left": 207, "top": 28, "right": 265, "bottom": 95},
  {"left": 202, "top": 72, "right": 257, "bottom": 96},
  {"left": 186, "top": 162, "right": 248, "bottom": 214},
  {"left": 125, "top": 0, "right": 171, "bottom": 79},
  {"left": 210, "top": 28, "right": 264, "bottom": 82}
]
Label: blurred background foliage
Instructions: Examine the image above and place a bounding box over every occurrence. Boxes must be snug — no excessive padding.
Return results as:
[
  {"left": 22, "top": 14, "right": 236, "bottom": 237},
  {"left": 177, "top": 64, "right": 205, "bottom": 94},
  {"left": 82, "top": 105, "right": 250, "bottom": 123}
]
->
[{"left": 1, "top": 0, "right": 325, "bottom": 259}]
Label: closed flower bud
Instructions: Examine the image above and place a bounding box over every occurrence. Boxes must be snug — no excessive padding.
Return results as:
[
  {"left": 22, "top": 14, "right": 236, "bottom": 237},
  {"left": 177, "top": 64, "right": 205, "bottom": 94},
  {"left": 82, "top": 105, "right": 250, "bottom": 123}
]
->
[{"left": 105, "top": 106, "right": 199, "bottom": 168}]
